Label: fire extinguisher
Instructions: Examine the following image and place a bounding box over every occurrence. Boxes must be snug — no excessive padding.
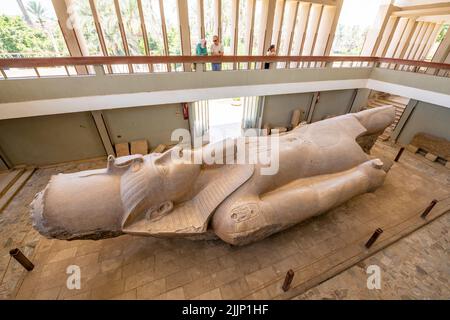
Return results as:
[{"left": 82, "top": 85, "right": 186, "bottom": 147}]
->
[{"left": 182, "top": 103, "right": 189, "bottom": 120}]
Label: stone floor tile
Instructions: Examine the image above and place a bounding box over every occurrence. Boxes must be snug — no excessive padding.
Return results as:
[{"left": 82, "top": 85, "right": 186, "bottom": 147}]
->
[
  {"left": 183, "top": 275, "right": 216, "bottom": 299},
  {"left": 219, "top": 277, "right": 251, "bottom": 300},
  {"left": 136, "top": 278, "right": 166, "bottom": 299},
  {"left": 192, "top": 288, "right": 222, "bottom": 300},
  {"left": 245, "top": 266, "right": 278, "bottom": 290},
  {"left": 90, "top": 279, "right": 125, "bottom": 300},
  {"left": 165, "top": 269, "right": 193, "bottom": 291},
  {"left": 155, "top": 287, "right": 185, "bottom": 300}
]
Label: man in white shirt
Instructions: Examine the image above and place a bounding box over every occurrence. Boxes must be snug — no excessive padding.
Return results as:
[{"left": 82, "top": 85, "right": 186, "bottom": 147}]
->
[{"left": 210, "top": 35, "right": 224, "bottom": 71}]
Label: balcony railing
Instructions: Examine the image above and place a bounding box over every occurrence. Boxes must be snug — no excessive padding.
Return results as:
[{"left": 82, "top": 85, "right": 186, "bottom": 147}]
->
[{"left": 0, "top": 56, "right": 449, "bottom": 79}]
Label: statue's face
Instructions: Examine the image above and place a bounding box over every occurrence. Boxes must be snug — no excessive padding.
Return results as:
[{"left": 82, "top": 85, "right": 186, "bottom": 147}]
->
[{"left": 120, "top": 148, "right": 201, "bottom": 227}]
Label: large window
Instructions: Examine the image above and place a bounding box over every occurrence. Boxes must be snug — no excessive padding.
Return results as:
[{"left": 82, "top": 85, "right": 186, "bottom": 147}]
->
[
  {"left": 119, "top": 0, "right": 144, "bottom": 56},
  {"left": 141, "top": 0, "right": 167, "bottom": 71},
  {"left": 163, "top": 0, "right": 181, "bottom": 56},
  {"left": 0, "top": 0, "right": 69, "bottom": 77},
  {"left": 188, "top": 0, "right": 201, "bottom": 55},
  {"left": 0, "top": 0, "right": 68, "bottom": 58},
  {"left": 163, "top": 0, "right": 182, "bottom": 71},
  {"left": 425, "top": 24, "right": 449, "bottom": 61},
  {"left": 119, "top": 0, "right": 148, "bottom": 72},
  {"left": 252, "top": 0, "right": 264, "bottom": 56},
  {"left": 95, "top": 0, "right": 125, "bottom": 56},
  {"left": 331, "top": 0, "right": 384, "bottom": 55},
  {"left": 221, "top": 0, "right": 232, "bottom": 54},
  {"left": 73, "top": 0, "right": 102, "bottom": 56},
  {"left": 204, "top": 0, "right": 215, "bottom": 40}
]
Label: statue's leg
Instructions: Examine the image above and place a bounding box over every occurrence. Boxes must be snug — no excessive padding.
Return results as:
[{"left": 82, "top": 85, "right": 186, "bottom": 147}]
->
[{"left": 212, "top": 158, "right": 387, "bottom": 245}]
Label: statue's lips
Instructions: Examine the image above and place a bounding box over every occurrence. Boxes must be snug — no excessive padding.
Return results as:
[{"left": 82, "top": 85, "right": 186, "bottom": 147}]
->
[{"left": 31, "top": 169, "right": 124, "bottom": 240}]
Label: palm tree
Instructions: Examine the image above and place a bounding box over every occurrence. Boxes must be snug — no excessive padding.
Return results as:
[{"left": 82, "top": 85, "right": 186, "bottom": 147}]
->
[
  {"left": 27, "top": 0, "right": 60, "bottom": 54},
  {"left": 120, "top": 0, "right": 142, "bottom": 55},
  {"left": 16, "top": 0, "right": 33, "bottom": 26},
  {"left": 27, "top": 1, "right": 46, "bottom": 28}
]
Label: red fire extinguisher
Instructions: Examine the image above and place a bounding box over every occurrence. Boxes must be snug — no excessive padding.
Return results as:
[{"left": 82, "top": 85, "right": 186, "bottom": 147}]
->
[{"left": 182, "top": 103, "right": 189, "bottom": 120}]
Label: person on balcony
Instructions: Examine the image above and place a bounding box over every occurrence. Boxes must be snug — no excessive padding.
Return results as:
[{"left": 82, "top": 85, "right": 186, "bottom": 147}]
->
[
  {"left": 210, "top": 35, "right": 224, "bottom": 71},
  {"left": 194, "top": 39, "right": 208, "bottom": 71},
  {"left": 264, "top": 45, "right": 276, "bottom": 70}
]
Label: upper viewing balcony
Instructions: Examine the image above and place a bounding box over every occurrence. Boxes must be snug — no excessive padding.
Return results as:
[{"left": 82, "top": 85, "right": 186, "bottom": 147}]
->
[
  {"left": 0, "top": 55, "right": 449, "bottom": 118},
  {"left": 1, "top": 1, "right": 450, "bottom": 303},
  {"left": 0, "top": 0, "right": 449, "bottom": 168},
  {"left": 1, "top": 0, "right": 449, "bottom": 112}
]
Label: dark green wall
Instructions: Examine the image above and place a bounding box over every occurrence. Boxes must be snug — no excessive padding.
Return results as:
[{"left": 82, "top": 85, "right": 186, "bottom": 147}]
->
[
  {"left": 262, "top": 93, "right": 314, "bottom": 127},
  {"left": 397, "top": 101, "right": 450, "bottom": 145},
  {"left": 103, "top": 103, "right": 189, "bottom": 149},
  {"left": 0, "top": 112, "right": 105, "bottom": 166}
]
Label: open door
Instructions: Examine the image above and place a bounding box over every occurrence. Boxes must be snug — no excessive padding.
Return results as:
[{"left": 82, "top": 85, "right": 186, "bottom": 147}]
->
[
  {"left": 189, "top": 100, "right": 210, "bottom": 145},
  {"left": 242, "top": 96, "right": 263, "bottom": 130}
]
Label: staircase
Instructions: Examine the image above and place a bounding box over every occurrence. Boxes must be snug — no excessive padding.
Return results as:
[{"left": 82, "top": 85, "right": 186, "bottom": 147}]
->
[{"left": 366, "top": 93, "right": 409, "bottom": 141}]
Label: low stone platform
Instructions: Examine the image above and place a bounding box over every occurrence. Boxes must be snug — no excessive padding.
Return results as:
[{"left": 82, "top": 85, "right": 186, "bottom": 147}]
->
[{"left": 0, "top": 141, "right": 449, "bottom": 300}]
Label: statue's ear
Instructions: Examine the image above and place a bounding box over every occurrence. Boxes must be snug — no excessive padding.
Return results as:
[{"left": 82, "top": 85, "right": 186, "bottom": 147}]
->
[
  {"left": 155, "top": 146, "right": 188, "bottom": 166},
  {"left": 154, "top": 148, "right": 175, "bottom": 166}
]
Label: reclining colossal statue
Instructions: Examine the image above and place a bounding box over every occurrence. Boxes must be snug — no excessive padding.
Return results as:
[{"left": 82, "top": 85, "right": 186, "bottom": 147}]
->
[{"left": 31, "top": 105, "right": 395, "bottom": 245}]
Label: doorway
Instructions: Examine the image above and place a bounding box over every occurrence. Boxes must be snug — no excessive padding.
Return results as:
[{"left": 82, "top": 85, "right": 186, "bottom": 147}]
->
[{"left": 189, "top": 96, "right": 263, "bottom": 144}]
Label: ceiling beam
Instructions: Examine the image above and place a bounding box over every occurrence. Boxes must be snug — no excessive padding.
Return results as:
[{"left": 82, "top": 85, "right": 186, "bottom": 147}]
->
[
  {"left": 426, "top": 25, "right": 450, "bottom": 74},
  {"left": 397, "top": 2, "right": 450, "bottom": 11},
  {"left": 394, "top": 18, "right": 416, "bottom": 59},
  {"left": 360, "top": 4, "right": 399, "bottom": 56},
  {"left": 409, "top": 22, "right": 430, "bottom": 60},
  {"left": 421, "top": 23, "right": 442, "bottom": 60},
  {"left": 262, "top": 0, "right": 277, "bottom": 56},
  {"left": 291, "top": 2, "right": 311, "bottom": 68},
  {"left": 384, "top": 17, "right": 408, "bottom": 58},
  {"left": 300, "top": 0, "right": 338, "bottom": 5},
  {"left": 393, "top": 6, "right": 450, "bottom": 17},
  {"left": 231, "top": 0, "right": 240, "bottom": 69},
  {"left": 136, "top": 0, "right": 152, "bottom": 72},
  {"left": 286, "top": 1, "right": 299, "bottom": 57},
  {"left": 88, "top": 0, "right": 112, "bottom": 73},
  {"left": 323, "top": 0, "right": 343, "bottom": 57},
  {"left": 302, "top": 3, "right": 322, "bottom": 56},
  {"left": 431, "top": 25, "right": 450, "bottom": 63},
  {"left": 113, "top": 0, "right": 133, "bottom": 73},
  {"left": 52, "top": 0, "right": 88, "bottom": 75},
  {"left": 215, "top": 0, "right": 222, "bottom": 39},
  {"left": 245, "top": 0, "right": 256, "bottom": 57},
  {"left": 199, "top": 0, "right": 205, "bottom": 39},
  {"left": 274, "top": 0, "right": 287, "bottom": 54},
  {"left": 402, "top": 21, "right": 423, "bottom": 60},
  {"left": 375, "top": 16, "right": 399, "bottom": 57},
  {"left": 414, "top": 22, "right": 435, "bottom": 60},
  {"left": 314, "top": 4, "right": 336, "bottom": 56},
  {"left": 178, "top": 0, "right": 192, "bottom": 71},
  {"left": 159, "top": 0, "right": 171, "bottom": 71}
]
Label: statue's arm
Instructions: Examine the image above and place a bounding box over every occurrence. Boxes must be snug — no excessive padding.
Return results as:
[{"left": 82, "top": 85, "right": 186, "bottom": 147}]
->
[{"left": 212, "top": 159, "right": 387, "bottom": 245}]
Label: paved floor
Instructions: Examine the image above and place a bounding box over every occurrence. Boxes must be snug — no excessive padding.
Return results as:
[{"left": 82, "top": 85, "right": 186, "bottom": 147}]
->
[
  {"left": 0, "top": 141, "right": 449, "bottom": 300},
  {"left": 295, "top": 213, "right": 449, "bottom": 300}
]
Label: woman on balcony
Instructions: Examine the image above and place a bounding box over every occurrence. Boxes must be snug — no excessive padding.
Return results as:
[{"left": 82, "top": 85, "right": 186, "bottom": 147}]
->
[
  {"left": 194, "top": 39, "right": 208, "bottom": 72},
  {"left": 264, "top": 45, "right": 276, "bottom": 70}
]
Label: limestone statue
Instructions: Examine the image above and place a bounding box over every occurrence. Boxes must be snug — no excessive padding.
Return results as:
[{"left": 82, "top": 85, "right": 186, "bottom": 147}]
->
[{"left": 31, "top": 105, "right": 396, "bottom": 245}]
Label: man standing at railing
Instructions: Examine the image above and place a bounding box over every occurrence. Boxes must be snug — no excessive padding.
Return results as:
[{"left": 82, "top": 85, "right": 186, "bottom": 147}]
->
[{"left": 210, "top": 35, "right": 224, "bottom": 71}]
